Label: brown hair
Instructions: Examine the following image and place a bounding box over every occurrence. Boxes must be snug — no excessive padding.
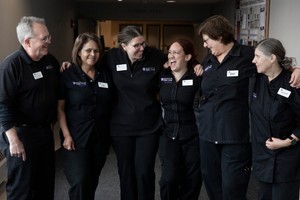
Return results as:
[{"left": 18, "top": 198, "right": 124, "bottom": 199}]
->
[
  {"left": 172, "top": 38, "right": 197, "bottom": 69},
  {"left": 117, "top": 25, "right": 143, "bottom": 46},
  {"left": 197, "top": 15, "right": 234, "bottom": 45},
  {"left": 72, "top": 32, "right": 102, "bottom": 66}
]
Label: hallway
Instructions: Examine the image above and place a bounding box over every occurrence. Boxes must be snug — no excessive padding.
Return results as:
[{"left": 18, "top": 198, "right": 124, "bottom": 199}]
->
[{"left": 0, "top": 147, "right": 258, "bottom": 200}]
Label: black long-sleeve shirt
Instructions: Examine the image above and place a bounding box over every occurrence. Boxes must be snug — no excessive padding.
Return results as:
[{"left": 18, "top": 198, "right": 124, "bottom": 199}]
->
[
  {"left": 0, "top": 47, "right": 59, "bottom": 132},
  {"left": 250, "top": 70, "right": 300, "bottom": 183},
  {"left": 159, "top": 68, "right": 201, "bottom": 140},
  {"left": 101, "top": 47, "right": 166, "bottom": 136}
]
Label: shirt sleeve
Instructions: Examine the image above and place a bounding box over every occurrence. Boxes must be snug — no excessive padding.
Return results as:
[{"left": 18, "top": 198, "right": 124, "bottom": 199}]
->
[{"left": 0, "top": 63, "right": 19, "bottom": 132}]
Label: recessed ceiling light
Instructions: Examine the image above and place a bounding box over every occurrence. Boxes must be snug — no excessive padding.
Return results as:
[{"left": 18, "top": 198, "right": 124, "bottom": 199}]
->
[
  {"left": 117, "top": 0, "right": 123, "bottom": 2},
  {"left": 166, "top": 0, "right": 176, "bottom": 3}
]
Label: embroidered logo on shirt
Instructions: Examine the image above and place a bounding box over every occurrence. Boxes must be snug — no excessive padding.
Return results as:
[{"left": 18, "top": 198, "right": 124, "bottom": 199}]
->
[
  {"left": 143, "top": 67, "right": 156, "bottom": 72},
  {"left": 116, "top": 64, "right": 127, "bottom": 71},
  {"left": 45, "top": 65, "right": 53, "bottom": 70},
  {"left": 182, "top": 79, "right": 193, "bottom": 86},
  {"left": 227, "top": 70, "right": 239, "bottom": 77},
  {"left": 72, "top": 81, "right": 87, "bottom": 87},
  {"left": 161, "top": 77, "right": 173, "bottom": 83},
  {"left": 98, "top": 82, "right": 109, "bottom": 88},
  {"left": 204, "top": 65, "right": 213, "bottom": 72},
  {"left": 277, "top": 87, "right": 291, "bottom": 98}
]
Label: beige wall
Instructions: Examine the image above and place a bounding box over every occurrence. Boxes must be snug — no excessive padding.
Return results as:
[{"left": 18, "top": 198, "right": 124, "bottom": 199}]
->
[
  {"left": 1, "top": 0, "right": 299, "bottom": 65},
  {"left": 0, "top": 0, "right": 77, "bottom": 62}
]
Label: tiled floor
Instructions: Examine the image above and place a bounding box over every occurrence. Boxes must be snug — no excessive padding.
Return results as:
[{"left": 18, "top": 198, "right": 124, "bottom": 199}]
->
[{"left": 0, "top": 181, "right": 6, "bottom": 199}]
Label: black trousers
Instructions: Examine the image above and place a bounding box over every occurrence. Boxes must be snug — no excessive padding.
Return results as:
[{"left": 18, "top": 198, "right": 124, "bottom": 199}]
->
[
  {"left": 62, "top": 139, "right": 108, "bottom": 200},
  {"left": 200, "top": 140, "right": 252, "bottom": 200},
  {"left": 111, "top": 133, "right": 159, "bottom": 200},
  {"left": 0, "top": 127, "right": 55, "bottom": 200},
  {"left": 159, "top": 134, "right": 202, "bottom": 200},
  {"left": 258, "top": 180, "right": 300, "bottom": 200}
]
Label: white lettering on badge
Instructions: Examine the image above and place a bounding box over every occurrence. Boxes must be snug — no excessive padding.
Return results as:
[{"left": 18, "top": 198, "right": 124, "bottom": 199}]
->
[
  {"left": 33, "top": 71, "right": 43, "bottom": 80},
  {"left": 182, "top": 79, "right": 193, "bottom": 86},
  {"left": 116, "top": 64, "right": 127, "bottom": 71},
  {"left": 227, "top": 70, "right": 239, "bottom": 77},
  {"left": 277, "top": 87, "right": 291, "bottom": 98}
]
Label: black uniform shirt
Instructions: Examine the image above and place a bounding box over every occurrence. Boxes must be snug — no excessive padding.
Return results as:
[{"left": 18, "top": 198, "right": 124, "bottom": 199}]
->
[
  {"left": 250, "top": 70, "right": 300, "bottom": 183},
  {"left": 160, "top": 68, "right": 201, "bottom": 140},
  {"left": 101, "top": 47, "right": 166, "bottom": 136},
  {"left": 198, "top": 41, "right": 256, "bottom": 144},
  {"left": 0, "top": 47, "right": 59, "bottom": 132},
  {"left": 59, "top": 64, "right": 112, "bottom": 148}
]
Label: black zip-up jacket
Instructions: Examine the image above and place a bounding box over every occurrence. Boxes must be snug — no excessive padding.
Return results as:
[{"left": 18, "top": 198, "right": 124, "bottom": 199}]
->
[
  {"left": 101, "top": 47, "right": 166, "bottom": 136},
  {"left": 160, "top": 68, "right": 201, "bottom": 140}
]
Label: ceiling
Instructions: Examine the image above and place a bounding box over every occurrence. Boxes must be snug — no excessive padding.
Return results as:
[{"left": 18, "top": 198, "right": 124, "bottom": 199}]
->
[{"left": 75, "top": 0, "right": 224, "bottom": 4}]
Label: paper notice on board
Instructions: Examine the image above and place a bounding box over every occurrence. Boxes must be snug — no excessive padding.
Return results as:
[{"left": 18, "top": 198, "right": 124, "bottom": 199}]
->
[
  {"left": 242, "top": 14, "right": 247, "bottom": 29},
  {"left": 260, "top": 7, "right": 265, "bottom": 29}
]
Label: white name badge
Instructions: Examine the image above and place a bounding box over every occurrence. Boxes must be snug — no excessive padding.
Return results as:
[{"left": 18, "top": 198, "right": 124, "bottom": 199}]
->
[
  {"left": 116, "top": 64, "right": 127, "bottom": 71},
  {"left": 277, "top": 87, "right": 291, "bottom": 98},
  {"left": 182, "top": 79, "right": 193, "bottom": 86},
  {"left": 227, "top": 70, "right": 239, "bottom": 77},
  {"left": 33, "top": 71, "right": 43, "bottom": 80},
  {"left": 98, "top": 82, "right": 109, "bottom": 88}
]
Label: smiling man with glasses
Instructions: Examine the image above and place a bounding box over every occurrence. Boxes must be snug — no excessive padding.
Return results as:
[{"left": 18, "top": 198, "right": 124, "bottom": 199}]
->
[{"left": 0, "top": 16, "right": 59, "bottom": 200}]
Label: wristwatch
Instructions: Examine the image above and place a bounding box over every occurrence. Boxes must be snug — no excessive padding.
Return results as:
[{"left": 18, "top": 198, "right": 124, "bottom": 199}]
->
[{"left": 288, "top": 136, "right": 297, "bottom": 146}]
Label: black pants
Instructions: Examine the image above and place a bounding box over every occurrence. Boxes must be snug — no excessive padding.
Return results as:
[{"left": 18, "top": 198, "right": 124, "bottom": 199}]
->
[
  {"left": 200, "top": 140, "right": 252, "bottom": 200},
  {"left": 62, "top": 139, "right": 108, "bottom": 200},
  {"left": 258, "top": 180, "right": 300, "bottom": 200},
  {"left": 0, "top": 127, "right": 55, "bottom": 200},
  {"left": 159, "top": 134, "right": 202, "bottom": 200},
  {"left": 111, "top": 133, "right": 159, "bottom": 200}
]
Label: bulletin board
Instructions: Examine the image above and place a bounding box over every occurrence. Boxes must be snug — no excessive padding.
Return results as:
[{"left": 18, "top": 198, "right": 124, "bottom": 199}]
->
[{"left": 235, "top": 0, "right": 270, "bottom": 46}]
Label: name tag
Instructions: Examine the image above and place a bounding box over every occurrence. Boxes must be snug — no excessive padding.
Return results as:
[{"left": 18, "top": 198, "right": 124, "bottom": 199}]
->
[
  {"left": 227, "top": 70, "right": 239, "bottom": 77},
  {"left": 277, "top": 87, "right": 291, "bottom": 98},
  {"left": 116, "top": 64, "right": 127, "bottom": 71},
  {"left": 98, "top": 82, "right": 109, "bottom": 88},
  {"left": 182, "top": 79, "right": 193, "bottom": 86},
  {"left": 33, "top": 71, "right": 43, "bottom": 80}
]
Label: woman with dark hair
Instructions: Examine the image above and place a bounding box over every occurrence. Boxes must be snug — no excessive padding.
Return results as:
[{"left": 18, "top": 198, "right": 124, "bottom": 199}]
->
[
  {"left": 159, "top": 39, "right": 202, "bottom": 200},
  {"left": 57, "top": 32, "right": 112, "bottom": 200},
  {"left": 100, "top": 25, "right": 166, "bottom": 200},
  {"left": 251, "top": 38, "right": 300, "bottom": 200},
  {"left": 196, "top": 15, "right": 300, "bottom": 200}
]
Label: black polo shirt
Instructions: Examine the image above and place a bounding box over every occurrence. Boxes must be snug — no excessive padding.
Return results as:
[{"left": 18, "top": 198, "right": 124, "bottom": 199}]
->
[
  {"left": 250, "top": 70, "right": 300, "bottom": 183},
  {"left": 198, "top": 41, "right": 256, "bottom": 144},
  {"left": 59, "top": 64, "right": 112, "bottom": 147},
  {"left": 0, "top": 47, "right": 59, "bottom": 132},
  {"left": 160, "top": 68, "right": 201, "bottom": 140},
  {"left": 101, "top": 47, "right": 166, "bottom": 136}
]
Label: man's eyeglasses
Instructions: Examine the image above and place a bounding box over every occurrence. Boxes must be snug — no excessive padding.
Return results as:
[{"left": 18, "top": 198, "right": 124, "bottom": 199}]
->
[
  {"left": 129, "top": 41, "right": 148, "bottom": 49},
  {"left": 29, "top": 35, "right": 52, "bottom": 43}
]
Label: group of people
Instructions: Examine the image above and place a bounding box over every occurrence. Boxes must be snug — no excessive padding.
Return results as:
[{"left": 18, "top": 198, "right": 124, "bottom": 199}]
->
[{"left": 0, "top": 14, "right": 299, "bottom": 200}]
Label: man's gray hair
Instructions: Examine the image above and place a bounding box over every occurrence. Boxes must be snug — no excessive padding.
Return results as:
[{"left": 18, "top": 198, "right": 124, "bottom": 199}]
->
[{"left": 16, "top": 16, "right": 46, "bottom": 44}]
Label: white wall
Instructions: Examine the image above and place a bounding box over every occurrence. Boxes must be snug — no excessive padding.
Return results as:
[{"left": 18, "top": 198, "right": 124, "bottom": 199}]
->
[{"left": 269, "top": 0, "right": 300, "bottom": 64}]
